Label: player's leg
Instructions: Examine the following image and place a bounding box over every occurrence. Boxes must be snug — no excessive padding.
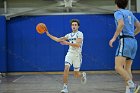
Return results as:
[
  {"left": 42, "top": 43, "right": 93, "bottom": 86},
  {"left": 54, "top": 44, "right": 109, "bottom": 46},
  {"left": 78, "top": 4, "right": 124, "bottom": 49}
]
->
[
  {"left": 61, "top": 65, "right": 70, "bottom": 93},
  {"left": 125, "top": 59, "right": 140, "bottom": 93},
  {"left": 115, "top": 56, "right": 135, "bottom": 93},
  {"left": 73, "top": 54, "right": 86, "bottom": 84},
  {"left": 73, "top": 70, "right": 80, "bottom": 78},
  {"left": 73, "top": 71, "right": 86, "bottom": 84},
  {"left": 127, "top": 38, "right": 139, "bottom": 93},
  {"left": 125, "top": 59, "right": 133, "bottom": 93},
  {"left": 61, "top": 53, "right": 72, "bottom": 93},
  {"left": 73, "top": 54, "right": 81, "bottom": 78},
  {"left": 115, "top": 38, "right": 139, "bottom": 93},
  {"left": 63, "top": 65, "right": 70, "bottom": 84},
  {"left": 115, "top": 56, "right": 131, "bottom": 81},
  {"left": 125, "top": 59, "right": 133, "bottom": 81}
]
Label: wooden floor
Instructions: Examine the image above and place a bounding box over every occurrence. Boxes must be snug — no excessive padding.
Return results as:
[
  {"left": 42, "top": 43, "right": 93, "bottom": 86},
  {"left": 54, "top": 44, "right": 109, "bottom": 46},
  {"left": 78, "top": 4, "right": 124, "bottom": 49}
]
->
[{"left": 0, "top": 73, "right": 140, "bottom": 93}]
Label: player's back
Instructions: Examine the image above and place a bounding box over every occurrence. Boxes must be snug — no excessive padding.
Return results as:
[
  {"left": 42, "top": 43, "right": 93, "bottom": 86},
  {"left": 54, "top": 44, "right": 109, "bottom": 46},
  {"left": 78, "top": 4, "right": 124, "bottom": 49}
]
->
[{"left": 115, "top": 9, "right": 136, "bottom": 36}]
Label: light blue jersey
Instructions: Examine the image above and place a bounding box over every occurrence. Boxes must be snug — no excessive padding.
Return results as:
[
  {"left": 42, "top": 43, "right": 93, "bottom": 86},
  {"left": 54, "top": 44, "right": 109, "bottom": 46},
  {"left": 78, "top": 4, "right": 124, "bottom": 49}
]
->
[
  {"left": 114, "top": 9, "right": 138, "bottom": 36},
  {"left": 114, "top": 9, "right": 138, "bottom": 60}
]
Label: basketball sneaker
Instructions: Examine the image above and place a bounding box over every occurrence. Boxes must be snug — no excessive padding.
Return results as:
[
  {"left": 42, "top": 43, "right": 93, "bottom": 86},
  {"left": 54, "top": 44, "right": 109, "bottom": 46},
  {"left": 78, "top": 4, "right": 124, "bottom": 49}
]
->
[
  {"left": 81, "top": 72, "right": 87, "bottom": 84},
  {"left": 61, "top": 84, "right": 68, "bottom": 93},
  {"left": 129, "top": 86, "right": 135, "bottom": 93}
]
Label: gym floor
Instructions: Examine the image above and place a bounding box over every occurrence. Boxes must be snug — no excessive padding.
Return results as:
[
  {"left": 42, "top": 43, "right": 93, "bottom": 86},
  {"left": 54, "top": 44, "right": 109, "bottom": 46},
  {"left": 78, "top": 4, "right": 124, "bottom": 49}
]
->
[{"left": 0, "top": 73, "right": 140, "bottom": 93}]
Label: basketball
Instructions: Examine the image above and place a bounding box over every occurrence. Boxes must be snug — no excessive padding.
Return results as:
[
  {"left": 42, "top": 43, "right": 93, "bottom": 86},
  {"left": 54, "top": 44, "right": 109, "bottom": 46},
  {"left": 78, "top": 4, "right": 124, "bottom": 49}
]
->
[{"left": 36, "top": 23, "right": 47, "bottom": 34}]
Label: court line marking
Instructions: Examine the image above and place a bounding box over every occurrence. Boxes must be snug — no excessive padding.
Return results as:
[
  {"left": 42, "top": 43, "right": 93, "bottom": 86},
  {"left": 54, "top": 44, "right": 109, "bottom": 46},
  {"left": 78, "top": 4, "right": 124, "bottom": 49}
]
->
[{"left": 12, "top": 75, "right": 24, "bottom": 83}]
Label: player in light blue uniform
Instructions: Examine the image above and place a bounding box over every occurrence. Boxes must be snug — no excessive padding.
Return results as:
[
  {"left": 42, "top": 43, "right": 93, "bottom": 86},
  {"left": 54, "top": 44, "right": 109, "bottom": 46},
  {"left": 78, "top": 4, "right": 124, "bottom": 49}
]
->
[
  {"left": 109, "top": 0, "right": 140, "bottom": 93},
  {"left": 114, "top": 9, "right": 137, "bottom": 60}
]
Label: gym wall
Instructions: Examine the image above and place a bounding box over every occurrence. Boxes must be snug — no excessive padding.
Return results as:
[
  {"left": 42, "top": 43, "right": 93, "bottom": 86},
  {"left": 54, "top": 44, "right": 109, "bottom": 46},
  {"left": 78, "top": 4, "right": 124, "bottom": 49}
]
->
[
  {"left": 0, "top": 14, "right": 140, "bottom": 72},
  {"left": 0, "top": 16, "right": 7, "bottom": 72}
]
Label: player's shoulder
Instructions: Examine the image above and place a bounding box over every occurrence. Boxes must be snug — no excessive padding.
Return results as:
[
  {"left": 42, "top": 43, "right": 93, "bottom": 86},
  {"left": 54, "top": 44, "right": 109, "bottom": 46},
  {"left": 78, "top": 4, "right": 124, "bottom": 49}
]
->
[
  {"left": 76, "top": 31, "right": 83, "bottom": 38},
  {"left": 77, "top": 31, "right": 83, "bottom": 34},
  {"left": 66, "top": 32, "right": 72, "bottom": 35},
  {"left": 114, "top": 9, "right": 121, "bottom": 14},
  {"left": 115, "top": 9, "right": 132, "bottom": 14},
  {"left": 127, "top": 10, "right": 133, "bottom": 15},
  {"left": 115, "top": 11, "right": 123, "bottom": 18},
  {"left": 123, "top": 9, "right": 133, "bottom": 15}
]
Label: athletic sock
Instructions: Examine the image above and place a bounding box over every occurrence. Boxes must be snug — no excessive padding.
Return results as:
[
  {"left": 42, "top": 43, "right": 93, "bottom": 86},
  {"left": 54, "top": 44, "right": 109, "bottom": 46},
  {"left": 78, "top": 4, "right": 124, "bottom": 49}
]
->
[
  {"left": 127, "top": 80, "right": 134, "bottom": 87},
  {"left": 63, "top": 83, "right": 67, "bottom": 88}
]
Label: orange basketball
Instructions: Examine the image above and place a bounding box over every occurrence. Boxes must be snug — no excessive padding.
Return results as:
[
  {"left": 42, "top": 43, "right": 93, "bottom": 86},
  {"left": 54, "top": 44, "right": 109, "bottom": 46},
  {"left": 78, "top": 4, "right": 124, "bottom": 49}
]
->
[{"left": 36, "top": 23, "right": 47, "bottom": 34}]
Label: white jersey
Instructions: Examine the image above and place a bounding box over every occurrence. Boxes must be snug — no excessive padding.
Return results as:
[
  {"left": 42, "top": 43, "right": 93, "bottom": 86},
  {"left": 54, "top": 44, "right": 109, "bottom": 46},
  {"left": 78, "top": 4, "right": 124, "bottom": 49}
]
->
[{"left": 65, "top": 31, "right": 83, "bottom": 54}]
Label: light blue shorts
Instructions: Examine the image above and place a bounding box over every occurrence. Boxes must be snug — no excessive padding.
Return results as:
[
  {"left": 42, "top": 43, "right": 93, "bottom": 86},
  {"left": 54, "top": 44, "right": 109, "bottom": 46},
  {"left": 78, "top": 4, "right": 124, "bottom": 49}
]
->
[{"left": 116, "top": 38, "right": 137, "bottom": 60}]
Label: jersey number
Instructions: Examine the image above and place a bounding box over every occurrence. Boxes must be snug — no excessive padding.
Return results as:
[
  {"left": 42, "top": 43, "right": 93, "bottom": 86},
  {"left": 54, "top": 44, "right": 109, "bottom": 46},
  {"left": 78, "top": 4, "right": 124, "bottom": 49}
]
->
[{"left": 128, "top": 16, "right": 132, "bottom": 24}]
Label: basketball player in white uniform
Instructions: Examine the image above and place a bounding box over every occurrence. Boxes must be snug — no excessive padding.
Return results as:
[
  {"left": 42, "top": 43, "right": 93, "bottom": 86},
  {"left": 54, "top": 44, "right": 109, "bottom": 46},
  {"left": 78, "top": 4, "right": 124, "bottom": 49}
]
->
[{"left": 45, "top": 19, "right": 86, "bottom": 93}]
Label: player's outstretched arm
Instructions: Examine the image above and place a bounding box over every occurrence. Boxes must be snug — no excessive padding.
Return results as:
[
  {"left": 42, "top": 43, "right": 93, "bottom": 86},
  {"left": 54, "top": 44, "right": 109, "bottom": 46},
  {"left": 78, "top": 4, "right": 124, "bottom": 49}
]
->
[
  {"left": 45, "top": 31, "right": 67, "bottom": 42},
  {"left": 134, "top": 21, "right": 140, "bottom": 36}
]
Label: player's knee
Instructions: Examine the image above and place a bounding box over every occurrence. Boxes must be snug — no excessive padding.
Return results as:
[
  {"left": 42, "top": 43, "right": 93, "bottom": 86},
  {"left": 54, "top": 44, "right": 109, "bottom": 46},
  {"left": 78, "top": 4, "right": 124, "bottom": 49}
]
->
[
  {"left": 115, "top": 66, "right": 120, "bottom": 72},
  {"left": 125, "top": 68, "right": 131, "bottom": 72},
  {"left": 64, "top": 65, "right": 70, "bottom": 71},
  {"left": 63, "top": 74, "right": 68, "bottom": 78},
  {"left": 64, "top": 67, "right": 69, "bottom": 71},
  {"left": 125, "top": 65, "right": 131, "bottom": 71}
]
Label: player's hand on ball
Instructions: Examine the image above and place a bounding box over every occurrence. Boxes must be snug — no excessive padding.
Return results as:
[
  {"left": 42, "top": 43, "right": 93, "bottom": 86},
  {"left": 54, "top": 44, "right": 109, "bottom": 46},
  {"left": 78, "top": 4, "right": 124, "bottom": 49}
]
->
[
  {"left": 45, "top": 28, "right": 50, "bottom": 36},
  {"left": 45, "top": 30, "right": 49, "bottom": 35},
  {"left": 45, "top": 27, "right": 48, "bottom": 32},
  {"left": 36, "top": 23, "right": 48, "bottom": 35}
]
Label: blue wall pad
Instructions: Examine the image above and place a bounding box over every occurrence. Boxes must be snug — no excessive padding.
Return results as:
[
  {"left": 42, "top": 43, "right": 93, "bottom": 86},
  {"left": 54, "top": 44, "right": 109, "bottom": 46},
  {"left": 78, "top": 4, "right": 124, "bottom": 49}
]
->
[
  {"left": 7, "top": 14, "right": 140, "bottom": 72},
  {"left": 0, "top": 16, "right": 7, "bottom": 72}
]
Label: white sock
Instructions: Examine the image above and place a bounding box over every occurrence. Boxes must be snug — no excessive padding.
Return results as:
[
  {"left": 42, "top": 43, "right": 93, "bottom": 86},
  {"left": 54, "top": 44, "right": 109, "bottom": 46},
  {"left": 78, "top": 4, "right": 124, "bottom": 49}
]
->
[
  {"left": 125, "top": 86, "right": 130, "bottom": 93},
  {"left": 63, "top": 83, "right": 67, "bottom": 88},
  {"left": 127, "top": 80, "right": 134, "bottom": 87}
]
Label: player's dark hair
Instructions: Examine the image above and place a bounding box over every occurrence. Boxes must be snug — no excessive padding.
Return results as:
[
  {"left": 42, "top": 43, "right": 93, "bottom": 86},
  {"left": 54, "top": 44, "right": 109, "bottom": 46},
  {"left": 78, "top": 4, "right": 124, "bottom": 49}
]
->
[
  {"left": 115, "top": 0, "right": 128, "bottom": 9},
  {"left": 70, "top": 19, "right": 80, "bottom": 26}
]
